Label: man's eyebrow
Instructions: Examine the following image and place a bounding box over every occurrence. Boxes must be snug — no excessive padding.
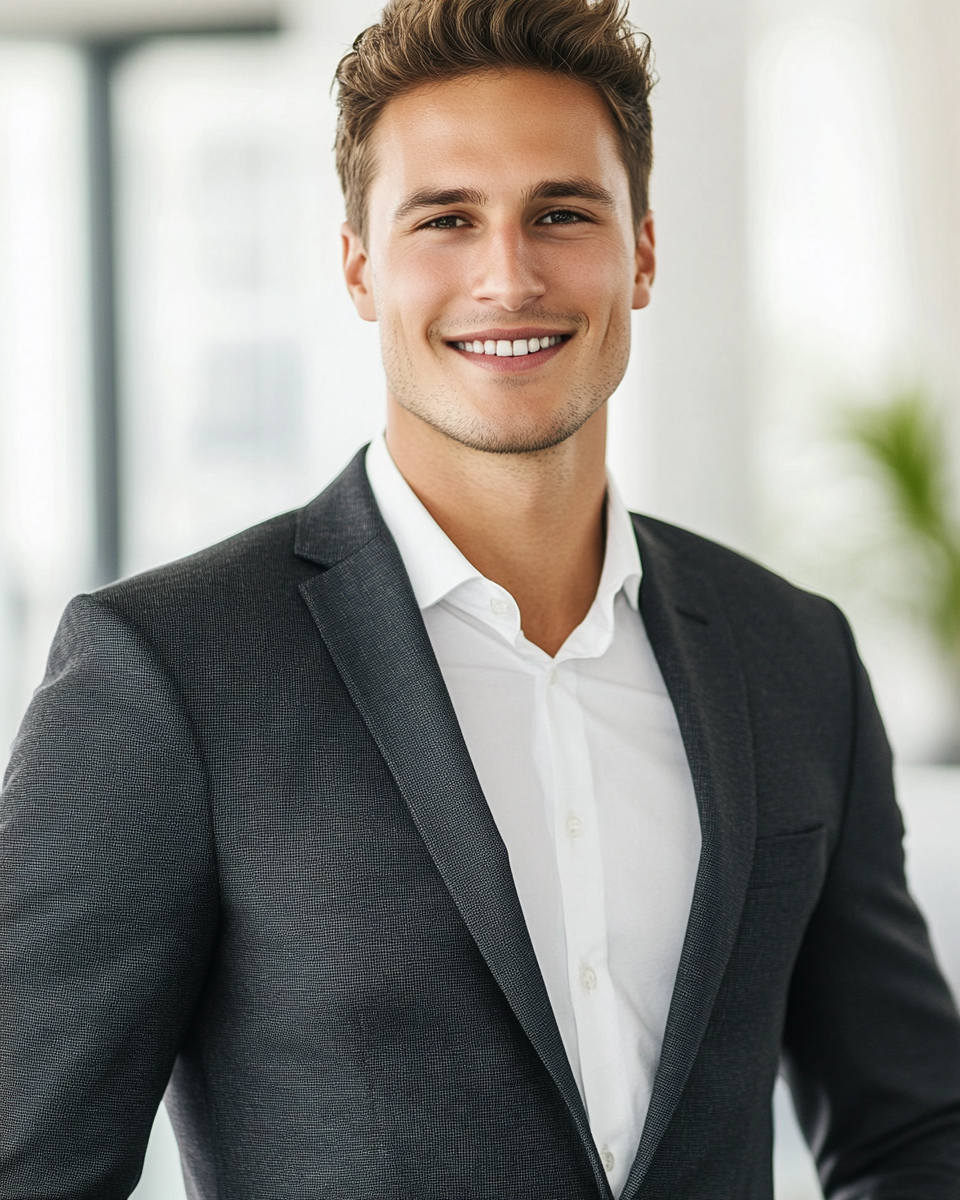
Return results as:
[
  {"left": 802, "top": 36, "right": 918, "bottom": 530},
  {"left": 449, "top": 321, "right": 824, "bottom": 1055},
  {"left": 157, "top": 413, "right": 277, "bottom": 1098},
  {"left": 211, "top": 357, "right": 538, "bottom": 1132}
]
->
[
  {"left": 392, "top": 178, "right": 616, "bottom": 223},
  {"left": 393, "top": 187, "right": 487, "bottom": 222},
  {"left": 523, "top": 178, "right": 616, "bottom": 208}
]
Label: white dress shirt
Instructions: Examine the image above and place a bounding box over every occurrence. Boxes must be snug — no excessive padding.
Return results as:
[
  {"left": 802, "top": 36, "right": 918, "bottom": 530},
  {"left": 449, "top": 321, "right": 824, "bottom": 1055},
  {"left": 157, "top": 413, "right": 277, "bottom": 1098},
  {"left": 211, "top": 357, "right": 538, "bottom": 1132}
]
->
[{"left": 365, "top": 435, "right": 701, "bottom": 1197}]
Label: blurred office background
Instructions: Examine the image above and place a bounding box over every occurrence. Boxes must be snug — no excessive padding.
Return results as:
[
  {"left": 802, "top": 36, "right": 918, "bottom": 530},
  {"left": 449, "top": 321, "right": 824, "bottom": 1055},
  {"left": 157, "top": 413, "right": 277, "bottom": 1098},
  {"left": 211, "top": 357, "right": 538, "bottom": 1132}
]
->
[{"left": 1, "top": 0, "right": 958, "bottom": 1197}]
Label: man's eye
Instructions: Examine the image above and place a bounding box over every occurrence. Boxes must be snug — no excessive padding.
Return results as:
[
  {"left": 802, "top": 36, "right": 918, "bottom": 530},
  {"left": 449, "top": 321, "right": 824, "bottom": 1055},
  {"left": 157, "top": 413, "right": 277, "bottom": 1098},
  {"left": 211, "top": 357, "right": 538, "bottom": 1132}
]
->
[
  {"left": 422, "top": 214, "right": 469, "bottom": 230},
  {"left": 540, "top": 209, "right": 587, "bottom": 225}
]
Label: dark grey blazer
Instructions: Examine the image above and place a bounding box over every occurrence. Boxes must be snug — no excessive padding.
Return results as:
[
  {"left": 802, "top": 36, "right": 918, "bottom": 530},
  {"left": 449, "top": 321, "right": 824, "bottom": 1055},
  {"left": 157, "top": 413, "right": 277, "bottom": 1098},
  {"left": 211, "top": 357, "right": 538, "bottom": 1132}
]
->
[{"left": 3, "top": 448, "right": 960, "bottom": 1200}]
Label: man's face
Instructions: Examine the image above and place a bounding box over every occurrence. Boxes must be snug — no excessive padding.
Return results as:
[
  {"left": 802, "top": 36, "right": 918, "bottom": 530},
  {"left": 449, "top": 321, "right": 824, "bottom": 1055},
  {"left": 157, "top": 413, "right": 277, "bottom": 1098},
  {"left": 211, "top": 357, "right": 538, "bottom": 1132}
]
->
[{"left": 343, "top": 69, "right": 655, "bottom": 454}]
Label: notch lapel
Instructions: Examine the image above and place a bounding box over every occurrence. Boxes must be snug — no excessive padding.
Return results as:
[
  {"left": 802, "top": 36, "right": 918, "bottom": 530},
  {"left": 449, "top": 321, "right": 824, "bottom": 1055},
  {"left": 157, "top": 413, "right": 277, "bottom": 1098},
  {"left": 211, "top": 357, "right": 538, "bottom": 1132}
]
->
[
  {"left": 294, "top": 452, "right": 611, "bottom": 1195},
  {"left": 620, "top": 516, "right": 758, "bottom": 1199}
]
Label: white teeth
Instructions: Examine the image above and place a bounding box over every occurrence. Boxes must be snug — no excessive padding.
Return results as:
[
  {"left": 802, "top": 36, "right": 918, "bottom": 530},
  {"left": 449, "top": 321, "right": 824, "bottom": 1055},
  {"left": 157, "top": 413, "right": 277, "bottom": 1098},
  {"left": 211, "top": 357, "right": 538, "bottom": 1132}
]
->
[{"left": 457, "top": 335, "right": 563, "bottom": 355}]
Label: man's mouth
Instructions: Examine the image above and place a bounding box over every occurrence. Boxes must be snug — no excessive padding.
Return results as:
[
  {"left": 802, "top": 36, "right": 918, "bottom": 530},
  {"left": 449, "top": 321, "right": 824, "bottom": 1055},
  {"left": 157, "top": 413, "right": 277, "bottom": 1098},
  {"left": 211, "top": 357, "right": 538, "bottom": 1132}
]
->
[{"left": 449, "top": 334, "right": 568, "bottom": 357}]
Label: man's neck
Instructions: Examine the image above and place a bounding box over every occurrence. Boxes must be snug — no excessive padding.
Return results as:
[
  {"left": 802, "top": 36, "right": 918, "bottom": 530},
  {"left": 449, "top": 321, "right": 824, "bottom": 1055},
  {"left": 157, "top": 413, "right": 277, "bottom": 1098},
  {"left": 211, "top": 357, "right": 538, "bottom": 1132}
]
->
[{"left": 385, "top": 402, "right": 608, "bottom": 657}]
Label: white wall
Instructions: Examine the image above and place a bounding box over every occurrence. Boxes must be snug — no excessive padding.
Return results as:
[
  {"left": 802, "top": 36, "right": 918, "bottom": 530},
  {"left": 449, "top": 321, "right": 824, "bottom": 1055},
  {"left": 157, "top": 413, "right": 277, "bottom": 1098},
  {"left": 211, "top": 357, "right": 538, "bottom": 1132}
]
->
[{"left": 615, "top": 0, "right": 755, "bottom": 553}]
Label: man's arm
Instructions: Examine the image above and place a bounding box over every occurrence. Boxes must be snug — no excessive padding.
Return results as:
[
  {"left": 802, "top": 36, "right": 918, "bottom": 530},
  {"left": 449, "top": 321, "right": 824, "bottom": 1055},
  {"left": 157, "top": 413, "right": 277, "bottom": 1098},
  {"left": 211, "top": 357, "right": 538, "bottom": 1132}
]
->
[
  {"left": 1, "top": 595, "right": 219, "bottom": 1200},
  {"left": 782, "top": 622, "right": 960, "bottom": 1197}
]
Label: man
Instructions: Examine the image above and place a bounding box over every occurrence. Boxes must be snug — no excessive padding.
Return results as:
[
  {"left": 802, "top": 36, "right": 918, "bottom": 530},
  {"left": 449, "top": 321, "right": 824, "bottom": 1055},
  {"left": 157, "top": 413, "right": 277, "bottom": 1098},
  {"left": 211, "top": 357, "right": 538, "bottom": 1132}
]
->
[{"left": 3, "top": 0, "right": 960, "bottom": 1196}]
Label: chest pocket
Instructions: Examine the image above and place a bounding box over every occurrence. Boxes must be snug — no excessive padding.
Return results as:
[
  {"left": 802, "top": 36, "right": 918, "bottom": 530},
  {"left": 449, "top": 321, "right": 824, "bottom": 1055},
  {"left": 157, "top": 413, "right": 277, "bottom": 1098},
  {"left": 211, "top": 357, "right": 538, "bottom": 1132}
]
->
[{"left": 748, "top": 824, "right": 827, "bottom": 890}]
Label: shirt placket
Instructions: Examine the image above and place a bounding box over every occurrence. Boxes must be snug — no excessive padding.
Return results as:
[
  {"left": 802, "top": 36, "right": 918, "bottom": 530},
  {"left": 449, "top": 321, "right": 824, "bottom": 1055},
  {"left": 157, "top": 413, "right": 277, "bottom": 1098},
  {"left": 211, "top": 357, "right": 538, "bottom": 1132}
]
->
[{"left": 540, "top": 661, "right": 633, "bottom": 1195}]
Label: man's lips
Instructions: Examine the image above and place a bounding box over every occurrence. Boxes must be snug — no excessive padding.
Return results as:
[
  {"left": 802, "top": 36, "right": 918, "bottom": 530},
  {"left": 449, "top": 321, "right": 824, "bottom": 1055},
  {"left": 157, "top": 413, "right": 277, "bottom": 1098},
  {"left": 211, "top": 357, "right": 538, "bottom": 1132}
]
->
[{"left": 445, "top": 330, "right": 572, "bottom": 372}]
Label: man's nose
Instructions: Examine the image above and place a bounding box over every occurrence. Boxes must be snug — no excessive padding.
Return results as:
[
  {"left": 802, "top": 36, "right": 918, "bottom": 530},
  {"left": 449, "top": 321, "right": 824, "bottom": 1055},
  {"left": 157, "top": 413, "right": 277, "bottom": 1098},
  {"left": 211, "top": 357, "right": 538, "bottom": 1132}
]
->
[{"left": 469, "top": 228, "right": 546, "bottom": 311}]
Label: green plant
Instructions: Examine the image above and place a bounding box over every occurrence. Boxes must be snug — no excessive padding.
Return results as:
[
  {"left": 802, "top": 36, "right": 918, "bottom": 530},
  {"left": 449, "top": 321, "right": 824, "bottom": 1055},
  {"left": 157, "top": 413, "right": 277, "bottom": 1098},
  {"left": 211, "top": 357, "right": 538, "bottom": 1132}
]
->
[{"left": 843, "top": 389, "right": 960, "bottom": 679}]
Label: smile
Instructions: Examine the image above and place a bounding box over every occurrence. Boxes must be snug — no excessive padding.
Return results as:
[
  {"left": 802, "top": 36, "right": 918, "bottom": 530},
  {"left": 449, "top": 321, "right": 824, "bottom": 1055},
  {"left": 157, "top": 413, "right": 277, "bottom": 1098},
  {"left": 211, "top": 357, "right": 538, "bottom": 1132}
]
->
[{"left": 450, "top": 335, "right": 566, "bottom": 357}]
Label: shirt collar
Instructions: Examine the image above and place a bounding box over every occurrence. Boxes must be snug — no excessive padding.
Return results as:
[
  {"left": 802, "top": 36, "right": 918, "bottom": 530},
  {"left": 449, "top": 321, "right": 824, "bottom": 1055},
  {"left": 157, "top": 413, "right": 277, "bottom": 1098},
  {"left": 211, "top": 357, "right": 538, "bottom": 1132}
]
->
[
  {"left": 364, "top": 431, "right": 642, "bottom": 619},
  {"left": 365, "top": 433, "right": 482, "bottom": 610}
]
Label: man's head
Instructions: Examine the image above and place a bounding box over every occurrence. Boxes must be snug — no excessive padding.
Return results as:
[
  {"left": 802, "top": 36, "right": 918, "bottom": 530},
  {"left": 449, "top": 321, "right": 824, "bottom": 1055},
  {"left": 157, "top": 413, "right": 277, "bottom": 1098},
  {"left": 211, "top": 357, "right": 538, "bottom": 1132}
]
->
[
  {"left": 336, "top": 0, "right": 654, "bottom": 246},
  {"left": 336, "top": 0, "right": 657, "bottom": 456}
]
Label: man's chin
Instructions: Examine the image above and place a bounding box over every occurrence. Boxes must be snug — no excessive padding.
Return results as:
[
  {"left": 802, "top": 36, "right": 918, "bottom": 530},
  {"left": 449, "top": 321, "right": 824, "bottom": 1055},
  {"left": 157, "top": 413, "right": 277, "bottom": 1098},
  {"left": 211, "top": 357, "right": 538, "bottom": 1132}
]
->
[
  {"left": 420, "top": 410, "right": 594, "bottom": 456},
  {"left": 392, "top": 390, "right": 603, "bottom": 456}
]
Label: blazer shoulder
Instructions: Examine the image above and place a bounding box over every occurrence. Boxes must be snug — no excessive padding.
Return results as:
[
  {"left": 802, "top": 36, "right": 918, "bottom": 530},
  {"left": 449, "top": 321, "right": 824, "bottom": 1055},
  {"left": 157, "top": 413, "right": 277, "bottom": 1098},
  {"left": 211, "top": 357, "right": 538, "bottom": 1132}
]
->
[
  {"left": 90, "top": 508, "right": 315, "bottom": 636},
  {"left": 632, "top": 513, "right": 849, "bottom": 646},
  {"left": 94, "top": 449, "right": 377, "bottom": 626}
]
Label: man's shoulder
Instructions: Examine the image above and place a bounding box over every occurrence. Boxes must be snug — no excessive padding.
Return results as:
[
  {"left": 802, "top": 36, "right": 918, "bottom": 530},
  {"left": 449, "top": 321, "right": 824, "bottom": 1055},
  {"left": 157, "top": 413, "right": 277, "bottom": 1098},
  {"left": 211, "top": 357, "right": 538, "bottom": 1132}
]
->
[
  {"left": 98, "top": 509, "right": 302, "bottom": 608},
  {"left": 631, "top": 512, "right": 847, "bottom": 646},
  {"left": 92, "top": 449, "right": 373, "bottom": 626},
  {"left": 83, "top": 509, "right": 323, "bottom": 666}
]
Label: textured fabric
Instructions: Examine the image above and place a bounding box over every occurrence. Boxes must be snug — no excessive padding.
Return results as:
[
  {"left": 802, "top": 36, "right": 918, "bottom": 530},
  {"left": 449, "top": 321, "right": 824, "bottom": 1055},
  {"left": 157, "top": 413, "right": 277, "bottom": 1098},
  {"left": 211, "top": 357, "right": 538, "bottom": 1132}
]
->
[
  {"left": 365, "top": 433, "right": 700, "bottom": 1194},
  {"left": 3, "top": 447, "right": 960, "bottom": 1200}
]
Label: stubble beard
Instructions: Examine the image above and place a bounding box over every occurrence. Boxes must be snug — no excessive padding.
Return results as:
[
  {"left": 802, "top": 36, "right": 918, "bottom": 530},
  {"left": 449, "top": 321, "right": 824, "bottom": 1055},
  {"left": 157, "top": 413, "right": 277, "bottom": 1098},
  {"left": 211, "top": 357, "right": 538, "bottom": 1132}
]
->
[{"left": 380, "top": 313, "right": 629, "bottom": 456}]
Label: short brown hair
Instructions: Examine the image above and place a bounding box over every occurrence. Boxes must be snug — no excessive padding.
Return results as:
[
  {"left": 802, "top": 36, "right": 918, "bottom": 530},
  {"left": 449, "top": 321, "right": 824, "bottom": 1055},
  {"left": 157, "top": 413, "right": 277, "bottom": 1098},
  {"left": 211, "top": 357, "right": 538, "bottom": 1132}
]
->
[{"left": 334, "top": 0, "right": 654, "bottom": 244}]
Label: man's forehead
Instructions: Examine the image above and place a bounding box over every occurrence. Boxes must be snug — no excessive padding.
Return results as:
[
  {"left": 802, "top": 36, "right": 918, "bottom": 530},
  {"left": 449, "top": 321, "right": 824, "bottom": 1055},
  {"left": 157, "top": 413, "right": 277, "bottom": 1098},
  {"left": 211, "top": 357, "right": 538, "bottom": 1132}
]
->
[{"left": 367, "top": 71, "right": 629, "bottom": 215}]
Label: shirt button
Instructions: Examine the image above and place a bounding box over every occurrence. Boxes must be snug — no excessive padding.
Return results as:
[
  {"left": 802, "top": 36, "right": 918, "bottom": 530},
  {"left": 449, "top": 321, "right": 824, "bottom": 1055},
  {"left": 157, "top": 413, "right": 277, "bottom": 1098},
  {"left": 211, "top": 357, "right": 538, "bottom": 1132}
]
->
[
  {"left": 600, "top": 1147, "right": 615, "bottom": 1173},
  {"left": 565, "top": 815, "right": 583, "bottom": 838},
  {"left": 579, "top": 964, "right": 597, "bottom": 992},
  {"left": 489, "top": 597, "right": 510, "bottom": 615}
]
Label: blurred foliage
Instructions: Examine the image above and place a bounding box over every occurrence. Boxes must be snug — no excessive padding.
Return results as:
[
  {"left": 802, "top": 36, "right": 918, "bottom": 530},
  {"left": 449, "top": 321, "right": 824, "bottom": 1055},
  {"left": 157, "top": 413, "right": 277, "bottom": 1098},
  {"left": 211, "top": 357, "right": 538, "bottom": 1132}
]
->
[{"left": 842, "top": 389, "right": 960, "bottom": 679}]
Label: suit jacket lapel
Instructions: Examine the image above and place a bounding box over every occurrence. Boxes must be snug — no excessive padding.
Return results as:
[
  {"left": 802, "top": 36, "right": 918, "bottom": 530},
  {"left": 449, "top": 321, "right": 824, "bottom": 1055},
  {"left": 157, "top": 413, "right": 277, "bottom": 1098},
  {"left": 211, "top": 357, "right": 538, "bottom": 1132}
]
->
[
  {"left": 620, "top": 516, "right": 758, "bottom": 1200},
  {"left": 294, "top": 451, "right": 611, "bottom": 1195}
]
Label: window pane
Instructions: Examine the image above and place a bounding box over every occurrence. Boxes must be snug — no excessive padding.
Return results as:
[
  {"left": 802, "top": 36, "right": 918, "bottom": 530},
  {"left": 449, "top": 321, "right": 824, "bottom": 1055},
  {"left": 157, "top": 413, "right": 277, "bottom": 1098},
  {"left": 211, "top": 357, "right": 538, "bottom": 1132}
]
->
[{"left": 113, "top": 35, "right": 384, "bottom": 577}]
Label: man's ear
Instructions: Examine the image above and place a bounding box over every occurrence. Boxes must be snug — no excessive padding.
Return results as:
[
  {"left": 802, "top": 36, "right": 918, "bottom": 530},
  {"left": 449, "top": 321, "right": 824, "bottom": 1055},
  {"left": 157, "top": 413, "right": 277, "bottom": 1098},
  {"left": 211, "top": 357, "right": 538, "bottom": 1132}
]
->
[
  {"left": 342, "top": 222, "right": 378, "bottom": 322},
  {"left": 632, "top": 211, "right": 656, "bottom": 311}
]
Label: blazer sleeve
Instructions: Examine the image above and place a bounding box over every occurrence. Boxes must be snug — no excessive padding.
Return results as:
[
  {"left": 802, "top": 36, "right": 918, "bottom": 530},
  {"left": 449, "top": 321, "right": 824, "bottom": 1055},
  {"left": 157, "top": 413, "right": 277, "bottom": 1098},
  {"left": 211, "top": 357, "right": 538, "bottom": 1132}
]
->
[
  {"left": 781, "top": 616, "right": 960, "bottom": 1198},
  {"left": 0, "top": 594, "right": 219, "bottom": 1200}
]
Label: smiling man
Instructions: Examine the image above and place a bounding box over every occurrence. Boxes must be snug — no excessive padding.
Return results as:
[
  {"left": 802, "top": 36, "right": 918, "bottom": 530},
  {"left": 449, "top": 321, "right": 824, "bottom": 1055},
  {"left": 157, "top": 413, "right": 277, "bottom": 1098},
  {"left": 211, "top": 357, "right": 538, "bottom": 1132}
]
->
[
  {"left": 3, "top": 1, "right": 960, "bottom": 1199},
  {"left": 342, "top": 64, "right": 651, "bottom": 659}
]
